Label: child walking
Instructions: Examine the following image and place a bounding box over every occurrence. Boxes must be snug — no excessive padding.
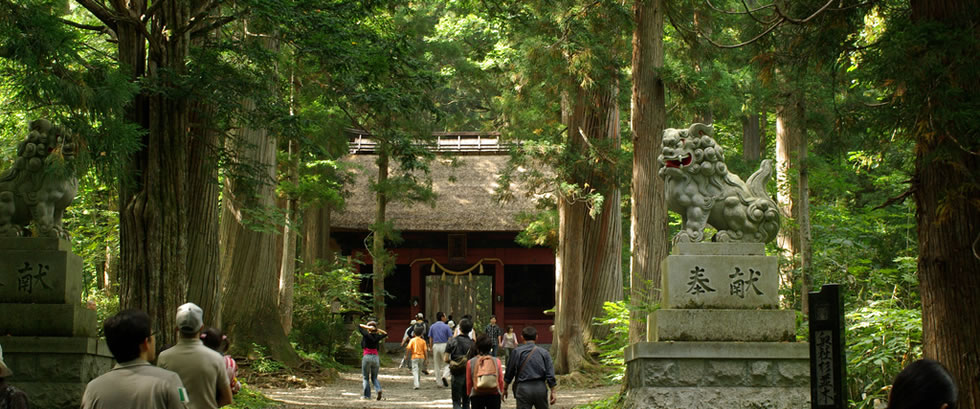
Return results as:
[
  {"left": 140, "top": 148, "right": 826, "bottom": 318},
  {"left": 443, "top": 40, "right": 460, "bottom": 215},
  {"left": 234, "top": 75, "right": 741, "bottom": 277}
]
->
[{"left": 406, "top": 326, "right": 429, "bottom": 389}]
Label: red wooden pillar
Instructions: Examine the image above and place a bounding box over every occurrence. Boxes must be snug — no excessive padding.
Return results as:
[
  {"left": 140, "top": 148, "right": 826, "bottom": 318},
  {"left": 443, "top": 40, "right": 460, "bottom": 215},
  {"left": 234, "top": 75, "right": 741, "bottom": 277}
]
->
[
  {"left": 493, "top": 259, "right": 505, "bottom": 328},
  {"left": 410, "top": 262, "right": 422, "bottom": 318}
]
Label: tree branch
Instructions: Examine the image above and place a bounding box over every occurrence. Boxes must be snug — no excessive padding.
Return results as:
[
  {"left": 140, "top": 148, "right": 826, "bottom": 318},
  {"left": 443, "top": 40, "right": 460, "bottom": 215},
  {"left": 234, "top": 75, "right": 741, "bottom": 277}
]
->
[
  {"left": 142, "top": 0, "right": 163, "bottom": 24},
  {"left": 179, "top": 0, "right": 226, "bottom": 36},
  {"left": 873, "top": 184, "right": 914, "bottom": 210},
  {"left": 775, "top": 0, "right": 835, "bottom": 25},
  {"left": 58, "top": 17, "right": 110, "bottom": 32},
  {"left": 189, "top": 14, "right": 239, "bottom": 39},
  {"left": 704, "top": 0, "right": 775, "bottom": 15},
  {"left": 74, "top": 0, "right": 119, "bottom": 31},
  {"left": 698, "top": 16, "right": 786, "bottom": 48}
]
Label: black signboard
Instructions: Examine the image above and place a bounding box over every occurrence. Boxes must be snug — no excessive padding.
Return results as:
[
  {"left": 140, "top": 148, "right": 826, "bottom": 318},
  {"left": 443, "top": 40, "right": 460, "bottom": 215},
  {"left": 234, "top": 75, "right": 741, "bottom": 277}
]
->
[{"left": 809, "top": 284, "right": 846, "bottom": 409}]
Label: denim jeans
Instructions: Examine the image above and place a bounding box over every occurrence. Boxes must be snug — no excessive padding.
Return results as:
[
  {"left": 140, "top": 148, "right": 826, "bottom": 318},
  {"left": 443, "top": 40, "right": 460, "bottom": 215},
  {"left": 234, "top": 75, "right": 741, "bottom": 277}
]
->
[
  {"left": 411, "top": 358, "right": 424, "bottom": 388},
  {"left": 361, "top": 354, "right": 381, "bottom": 398},
  {"left": 451, "top": 373, "right": 470, "bottom": 409}
]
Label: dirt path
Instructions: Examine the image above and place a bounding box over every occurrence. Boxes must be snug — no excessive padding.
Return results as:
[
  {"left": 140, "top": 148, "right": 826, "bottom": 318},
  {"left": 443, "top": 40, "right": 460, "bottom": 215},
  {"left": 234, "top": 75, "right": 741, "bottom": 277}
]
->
[{"left": 259, "top": 364, "right": 618, "bottom": 408}]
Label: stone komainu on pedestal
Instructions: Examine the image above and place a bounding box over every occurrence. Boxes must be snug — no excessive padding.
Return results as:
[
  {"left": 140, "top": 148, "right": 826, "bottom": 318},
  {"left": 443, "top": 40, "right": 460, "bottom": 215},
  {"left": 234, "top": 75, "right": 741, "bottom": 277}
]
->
[
  {"left": 0, "top": 118, "right": 79, "bottom": 239},
  {"left": 658, "top": 123, "right": 779, "bottom": 244},
  {"left": 623, "top": 124, "right": 807, "bottom": 409},
  {"left": 0, "top": 120, "right": 110, "bottom": 409}
]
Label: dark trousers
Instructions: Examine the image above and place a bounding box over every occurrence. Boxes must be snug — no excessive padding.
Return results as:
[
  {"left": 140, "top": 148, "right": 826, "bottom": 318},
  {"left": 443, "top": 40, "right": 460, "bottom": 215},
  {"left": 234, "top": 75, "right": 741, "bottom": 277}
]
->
[
  {"left": 451, "top": 373, "right": 470, "bottom": 409},
  {"left": 515, "top": 380, "right": 549, "bottom": 409},
  {"left": 471, "top": 394, "right": 502, "bottom": 409}
]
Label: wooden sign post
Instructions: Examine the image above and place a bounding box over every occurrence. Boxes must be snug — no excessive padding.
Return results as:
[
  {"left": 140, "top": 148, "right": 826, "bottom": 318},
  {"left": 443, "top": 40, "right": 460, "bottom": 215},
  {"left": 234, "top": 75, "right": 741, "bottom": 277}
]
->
[{"left": 809, "top": 284, "right": 847, "bottom": 409}]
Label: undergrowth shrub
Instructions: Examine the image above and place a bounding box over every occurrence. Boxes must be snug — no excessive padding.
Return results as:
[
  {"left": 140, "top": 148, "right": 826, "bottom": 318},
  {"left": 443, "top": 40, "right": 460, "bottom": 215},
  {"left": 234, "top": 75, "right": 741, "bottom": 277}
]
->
[
  {"left": 592, "top": 299, "right": 657, "bottom": 383},
  {"left": 846, "top": 299, "right": 922, "bottom": 409},
  {"left": 290, "top": 258, "right": 368, "bottom": 358}
]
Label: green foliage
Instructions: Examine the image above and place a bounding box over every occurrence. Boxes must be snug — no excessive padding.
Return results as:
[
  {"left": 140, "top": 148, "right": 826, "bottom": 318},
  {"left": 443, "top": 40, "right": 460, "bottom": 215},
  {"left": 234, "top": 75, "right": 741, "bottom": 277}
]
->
[
  {"left": 290, "top": 258, "right": 368, "bottom": 356},
  {"left": 592, "top": 300, "right": 658, "bottom": 383},
  {"left": 249, "top": 343, "right": 286, "bottom": 374},
  {"left": 575, "top": 393, "right": 623, "bottom": 409},
  {"left": 846, "top": 299, "right": 922, "bottom": 409},
  {"left": 227, "top": 383, "right": 277, "bottom": 409}
]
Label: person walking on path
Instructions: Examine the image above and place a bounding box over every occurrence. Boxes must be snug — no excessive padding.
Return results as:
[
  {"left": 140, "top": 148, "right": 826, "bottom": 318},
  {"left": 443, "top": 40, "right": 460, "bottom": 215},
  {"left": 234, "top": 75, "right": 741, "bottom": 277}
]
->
[
  {"left": 200, "top": 327, "right": 241, "bottom": 395},
  {"left": 499, "top": 326, "right": 519, "bottom": 366},
  {"left": 503, "top": 327, "right": 556, "bottom": 409},
  {"left": 428, "top": 312, "right": 453, "bottom": 387},
  {"left": 399, "top": 319, "right": 418, "bottom": 370},
  {"left": 483, "top": 316, "right": 502, "bottom": 357},
  {"left": 406, "top": 326, "right": 429, "bottom": 389},
  {"left": 0, "top": 345, "right": 29, "bottom": 409},
  {"left": 466, "top": 335, "right": 506, "bottom": 409},
  {"left": 357, "top": 319, "right": 388, "bottom": 400},
  {"left": 82, "top": 309, "right": 188, "bottom": 409},
  {"left": 158, "top": 303, "right": 233, "bottom": 409},
  {"left": 454, "top": 314, "right": 476, "bottom": 340},
  {"left": 445, "top": 319, "right": 475, "bottom": 409}
]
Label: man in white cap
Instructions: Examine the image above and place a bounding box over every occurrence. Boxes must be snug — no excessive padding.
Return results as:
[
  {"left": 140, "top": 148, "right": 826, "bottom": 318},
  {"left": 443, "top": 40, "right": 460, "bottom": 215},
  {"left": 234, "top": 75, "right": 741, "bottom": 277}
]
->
[
  {"left": 81, "top": 309, "right": 187, "bottom": 409},
  {"left": 0, "top": 344, "right": 28, "bottom": 409},
  {"left": 158, "top": 303, "right": 232, "bottom": 409}
]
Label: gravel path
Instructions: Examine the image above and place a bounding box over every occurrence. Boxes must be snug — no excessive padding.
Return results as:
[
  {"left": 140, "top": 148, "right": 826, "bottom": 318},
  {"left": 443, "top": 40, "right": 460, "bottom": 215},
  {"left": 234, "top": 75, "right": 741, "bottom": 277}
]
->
[{"left": 259, "top": 363, "right": 618, "bottom": 408}]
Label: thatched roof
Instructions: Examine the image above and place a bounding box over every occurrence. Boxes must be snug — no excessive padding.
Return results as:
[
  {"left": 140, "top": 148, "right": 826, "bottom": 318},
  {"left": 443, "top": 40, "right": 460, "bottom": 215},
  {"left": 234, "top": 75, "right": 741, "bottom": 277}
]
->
[{"left": 331, "top": 153, "right": 546, "bottom": 232}]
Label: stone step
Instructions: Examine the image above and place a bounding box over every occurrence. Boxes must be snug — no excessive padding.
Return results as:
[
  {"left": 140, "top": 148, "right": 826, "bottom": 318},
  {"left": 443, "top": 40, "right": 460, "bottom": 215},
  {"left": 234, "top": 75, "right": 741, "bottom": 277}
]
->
[
  {"left": 648, "top": 309, "right": 797, "bottom": 342},
  {"left": 624, "top": 341, "right": 810, "bottom": 408},
  {"left": 0, "top": 303, "right": 97, "bottom": 337},
  {"left": 3, "top": 336, "right": 113, "bottom": 409}
]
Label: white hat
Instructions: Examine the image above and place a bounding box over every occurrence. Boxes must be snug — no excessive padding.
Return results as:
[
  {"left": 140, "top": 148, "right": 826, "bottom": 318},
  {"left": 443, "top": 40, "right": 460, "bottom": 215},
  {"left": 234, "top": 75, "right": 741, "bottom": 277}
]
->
[
  {"left": 0, "top": 344, "right": 12, "bottom": 378},
  {"left": 416, "top": 312, "right": 424, "bottom": 319},
  {"left": 176, "top": 303, "right": 204, "bottom": 335}
]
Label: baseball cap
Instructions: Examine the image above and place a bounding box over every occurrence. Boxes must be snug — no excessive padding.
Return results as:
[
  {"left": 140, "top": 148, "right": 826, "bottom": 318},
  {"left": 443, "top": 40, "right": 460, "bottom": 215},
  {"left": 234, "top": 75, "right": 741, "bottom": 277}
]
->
[
  {"left": 176, "top": 303, "right": 204, "bottom": 335},
  {"left": 0, "top": 344, "right": 11, "bottom": 377},
  {"left": 416, "top": 312, "right": 423, "bottom": 319}
]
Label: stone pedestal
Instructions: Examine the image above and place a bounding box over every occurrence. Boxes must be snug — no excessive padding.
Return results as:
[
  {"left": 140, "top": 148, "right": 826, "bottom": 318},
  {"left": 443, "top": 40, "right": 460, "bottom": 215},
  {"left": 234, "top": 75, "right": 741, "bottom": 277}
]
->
[
  {"left": 625, "top": 243, "right": 810, "bottom": 409},
  {"left": 0, "top": 238, "right": 113, "bottom": 409}
]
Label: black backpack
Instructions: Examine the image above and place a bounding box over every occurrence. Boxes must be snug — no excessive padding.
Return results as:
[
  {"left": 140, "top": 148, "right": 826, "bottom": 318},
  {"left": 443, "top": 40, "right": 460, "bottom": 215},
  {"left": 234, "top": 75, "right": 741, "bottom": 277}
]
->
[{"left": 447, "top": 336, "right": 473, "bottom": 375}]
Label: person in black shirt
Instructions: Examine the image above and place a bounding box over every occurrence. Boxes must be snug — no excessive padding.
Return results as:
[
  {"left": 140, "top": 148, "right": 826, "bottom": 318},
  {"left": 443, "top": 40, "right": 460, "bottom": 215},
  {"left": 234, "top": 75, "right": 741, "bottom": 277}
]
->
[
  {"left": 357, "top": 320, "right": 388, "bottom": 400},
  {"left": 445, "top": 318, "right": 475, "bottom": 409},
  {"left": 503, "top": 327, "right": 556, "bottom": 409},
  {"left": 484, "top": 315, "right": 502, "bottom": 357}
]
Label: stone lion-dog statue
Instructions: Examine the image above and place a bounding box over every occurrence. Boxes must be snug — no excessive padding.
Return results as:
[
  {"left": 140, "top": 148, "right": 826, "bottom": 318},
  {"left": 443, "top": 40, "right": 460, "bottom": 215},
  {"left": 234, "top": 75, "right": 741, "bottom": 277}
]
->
[
  {"left": 658, "top": 123, "right": 779, "bottom": 243},
  {"left": 0, "top": 118, "right": 79, "bottom": 239}
]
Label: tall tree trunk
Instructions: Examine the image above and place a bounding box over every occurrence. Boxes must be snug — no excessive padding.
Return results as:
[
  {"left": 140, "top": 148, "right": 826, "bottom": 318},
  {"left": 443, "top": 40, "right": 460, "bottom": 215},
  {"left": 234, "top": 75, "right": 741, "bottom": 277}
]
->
[
  {"left": 372, "top": 151, "right": 390, "bottom": 330},
  {"left": 219, "top": 33, "right": 299, "bottom": 366},
  {"left": 554, "top": 192, "right": 587, "bottom": 375},
  {"left": 775, "top": 80, "right": 802, "bottom": 309},
  {"left": 184, "top": 0, "right": 223, "bottom": 329},
  {"left": 628, "top": 0, "right": 668, "bottom": 344},
  {"left": 581, "top": 84, "right": 624, "bottom": 346},
  {"left": 909, "top": 2, "right": 980, "bottom": 407},
  {"left": 742, "top": 113, "right": 763, "bottom": 161},
  {"left": 279, "top": 139, "right": 299, "bottom": 334},
  {"left": 302, "top": 207, "right": 332, "bottom": 264},
  {"left": 119, "top": 0, "right": 192, "bottom": 349}
]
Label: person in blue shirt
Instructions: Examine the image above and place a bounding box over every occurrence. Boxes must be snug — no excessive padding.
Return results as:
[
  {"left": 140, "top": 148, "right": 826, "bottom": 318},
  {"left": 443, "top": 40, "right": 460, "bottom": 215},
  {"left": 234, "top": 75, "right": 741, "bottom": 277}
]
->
[{"left": 428, "top": 311, "right": 453, "bottom": 387}]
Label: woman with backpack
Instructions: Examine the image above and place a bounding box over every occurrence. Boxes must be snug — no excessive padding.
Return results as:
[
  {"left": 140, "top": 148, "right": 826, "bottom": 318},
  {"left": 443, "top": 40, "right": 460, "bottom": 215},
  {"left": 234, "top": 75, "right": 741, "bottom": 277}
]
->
[{"left": 466, "top": 335, "right": 505, "bottom": 409}]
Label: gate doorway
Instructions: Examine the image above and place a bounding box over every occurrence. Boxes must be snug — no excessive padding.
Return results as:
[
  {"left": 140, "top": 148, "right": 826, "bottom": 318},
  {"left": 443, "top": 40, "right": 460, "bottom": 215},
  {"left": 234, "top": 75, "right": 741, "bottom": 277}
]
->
[{"left": 425, "top": 275, "right": 492, "bottom": 326}]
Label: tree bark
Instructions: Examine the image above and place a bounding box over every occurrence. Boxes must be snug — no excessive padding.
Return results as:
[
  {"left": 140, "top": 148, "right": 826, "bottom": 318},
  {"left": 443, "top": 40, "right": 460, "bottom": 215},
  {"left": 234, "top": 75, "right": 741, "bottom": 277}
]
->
[
  {"left": 185, "top": 0, "right": 223, "bottom": 329},
  {"left": 302, "top": 206, "right": 332, "bottom": 264},
  {"left": 554, "top": 192, "right": 587, "bottom": 374},
  {"left": 742, "top": 113, "right": 763, "bottom": 161},
  {"left": 372, "top": 151, "right": 390, "bottom": 330},
  {"left": 279, "top": 139, "right": 299, "bottom": 335},
  {"left": 909, "top": 2, "right": 980, "bottom": 407},
  {"left": 581, "top": 84, "right": 624, "bottom": 346},
  {"left": 219, "top": 33, "right": 299, "bottom": 366},
  {"left": 116, "top": 0, "right": 193, "bottom": 349},
  {"left": 775, "top": 80, "right": 803, "bottom": 309},
  {"left": 628, "top": 0, "right": 668, "bottom": 344}
]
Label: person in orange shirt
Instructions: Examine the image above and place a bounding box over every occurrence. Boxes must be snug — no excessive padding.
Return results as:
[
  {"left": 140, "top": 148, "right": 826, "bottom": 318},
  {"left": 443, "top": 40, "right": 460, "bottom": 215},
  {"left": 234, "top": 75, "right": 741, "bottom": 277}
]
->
[{"left": 406, "top": 326, "right": 429, "bottom": 390}]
